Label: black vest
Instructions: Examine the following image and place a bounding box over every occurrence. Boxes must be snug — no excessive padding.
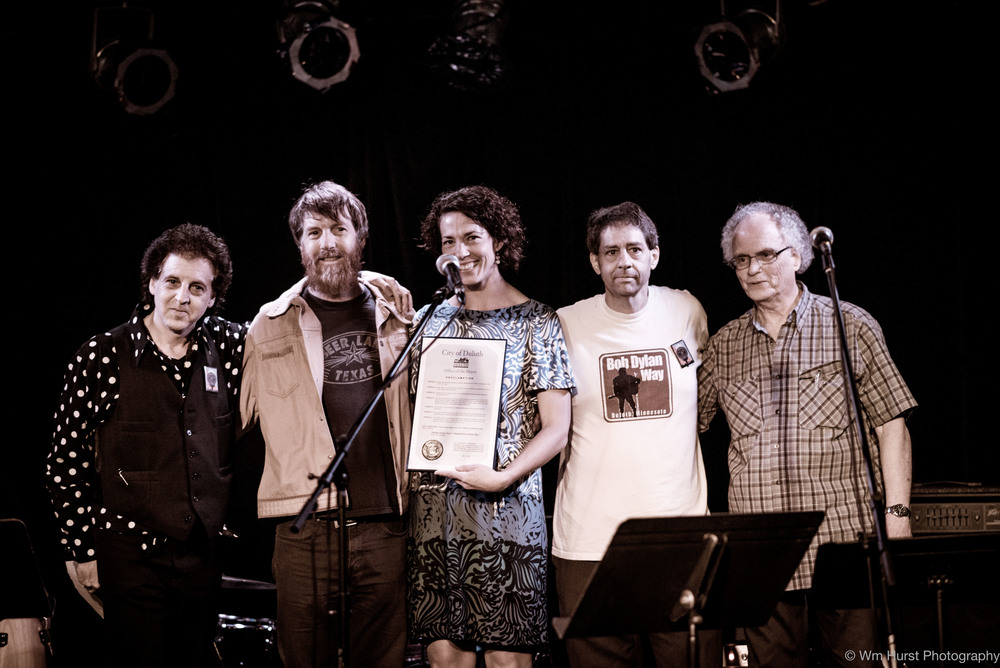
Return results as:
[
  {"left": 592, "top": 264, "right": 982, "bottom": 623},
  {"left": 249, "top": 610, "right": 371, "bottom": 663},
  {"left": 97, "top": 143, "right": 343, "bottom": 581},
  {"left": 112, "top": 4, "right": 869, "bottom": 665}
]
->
[{"left": 96, "top": 324, "right": 235, "bottom": 541}]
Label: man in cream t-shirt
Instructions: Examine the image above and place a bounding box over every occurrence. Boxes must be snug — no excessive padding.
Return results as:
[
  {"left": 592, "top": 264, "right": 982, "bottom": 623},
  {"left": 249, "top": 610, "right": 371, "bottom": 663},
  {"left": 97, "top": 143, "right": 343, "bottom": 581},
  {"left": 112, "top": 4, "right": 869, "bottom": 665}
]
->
[{"left": 554, "top": 201, "right": 713, "bottom": 667}]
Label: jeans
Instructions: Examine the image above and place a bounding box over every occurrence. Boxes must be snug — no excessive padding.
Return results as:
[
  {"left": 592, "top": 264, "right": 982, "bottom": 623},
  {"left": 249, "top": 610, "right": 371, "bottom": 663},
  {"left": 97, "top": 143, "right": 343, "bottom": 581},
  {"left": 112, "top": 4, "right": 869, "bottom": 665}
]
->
[
  {"left": 95, "top": 526, "right": 222, "bottom": 668},
  {"left": 271, "top": 515, "right": 407, "bottom": 668}
]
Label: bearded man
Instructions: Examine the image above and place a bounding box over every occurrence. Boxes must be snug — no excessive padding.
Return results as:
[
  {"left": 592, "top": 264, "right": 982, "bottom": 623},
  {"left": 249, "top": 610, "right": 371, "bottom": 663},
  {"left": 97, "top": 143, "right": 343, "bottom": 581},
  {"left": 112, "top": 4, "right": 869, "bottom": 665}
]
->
[{"left": 240, "top": 180, "right": 414, "bottom": 668}]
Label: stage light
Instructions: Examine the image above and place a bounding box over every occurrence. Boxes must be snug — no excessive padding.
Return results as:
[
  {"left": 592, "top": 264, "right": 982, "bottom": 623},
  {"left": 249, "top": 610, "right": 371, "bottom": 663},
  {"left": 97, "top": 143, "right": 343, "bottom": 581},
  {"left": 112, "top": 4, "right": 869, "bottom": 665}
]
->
[
  {"left": 91, "top": 6, "right": 179, "bottom": 116},
  {"left": 427, "top": 0, "right": 510, "bottom": 91},
  {"left": 695, "top": 3, "right": 784, "bottom": 92},
  {"left": 277, "top": 1, "right": 360, "bottom": 92}
]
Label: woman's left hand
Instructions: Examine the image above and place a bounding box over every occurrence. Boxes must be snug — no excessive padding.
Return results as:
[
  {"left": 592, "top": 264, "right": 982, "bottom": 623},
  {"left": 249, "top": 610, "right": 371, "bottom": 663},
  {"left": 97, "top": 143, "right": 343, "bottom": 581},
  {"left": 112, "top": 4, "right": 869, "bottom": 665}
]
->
[{"left": 435, "top": 464, "right": 513, "bottom": 493}]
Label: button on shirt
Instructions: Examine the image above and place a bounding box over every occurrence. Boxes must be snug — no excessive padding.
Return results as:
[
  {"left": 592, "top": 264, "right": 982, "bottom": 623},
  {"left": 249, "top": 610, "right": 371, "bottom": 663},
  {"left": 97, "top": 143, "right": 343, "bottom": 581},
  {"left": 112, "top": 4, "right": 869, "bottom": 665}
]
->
[
  {"left": 47, "top": 304, "right": 246, "bottom": 561},
  {"left": 697, "top": 284, "right": 916, "bottom": 590}
]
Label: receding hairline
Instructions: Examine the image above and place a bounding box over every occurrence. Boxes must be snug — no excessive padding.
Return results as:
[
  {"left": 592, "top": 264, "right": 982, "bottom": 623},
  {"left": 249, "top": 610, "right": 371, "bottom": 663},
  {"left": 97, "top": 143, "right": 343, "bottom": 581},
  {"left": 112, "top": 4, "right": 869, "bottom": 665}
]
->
[{"left": 591, "top": 220, "right": 659, "bottom": 251}]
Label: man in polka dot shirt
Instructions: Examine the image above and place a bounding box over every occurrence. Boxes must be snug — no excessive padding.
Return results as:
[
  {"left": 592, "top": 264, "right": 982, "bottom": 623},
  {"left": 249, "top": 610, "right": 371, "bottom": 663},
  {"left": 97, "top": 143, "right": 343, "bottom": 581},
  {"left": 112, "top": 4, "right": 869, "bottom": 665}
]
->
[{"left": 46, "top": 223, "right": 247, "bottom": 668}]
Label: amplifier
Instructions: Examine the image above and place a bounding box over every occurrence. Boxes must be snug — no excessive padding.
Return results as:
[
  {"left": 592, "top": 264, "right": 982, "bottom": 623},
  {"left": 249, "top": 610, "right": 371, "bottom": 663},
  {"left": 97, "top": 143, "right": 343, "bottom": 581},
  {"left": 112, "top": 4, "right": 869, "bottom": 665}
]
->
[{"left": 909, "top": 483, "right": 1000, "bottom": 534}]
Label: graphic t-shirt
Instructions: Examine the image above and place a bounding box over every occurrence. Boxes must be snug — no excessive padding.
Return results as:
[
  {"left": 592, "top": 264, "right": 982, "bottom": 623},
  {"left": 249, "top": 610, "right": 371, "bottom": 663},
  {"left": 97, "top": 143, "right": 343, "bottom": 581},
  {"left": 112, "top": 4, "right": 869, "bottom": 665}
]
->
[
  {"left": 553, "top": 286, "right": 710, "bottom": 560},
  {"left": 305, "top": 289, "right": 395, "bottom": 517}
]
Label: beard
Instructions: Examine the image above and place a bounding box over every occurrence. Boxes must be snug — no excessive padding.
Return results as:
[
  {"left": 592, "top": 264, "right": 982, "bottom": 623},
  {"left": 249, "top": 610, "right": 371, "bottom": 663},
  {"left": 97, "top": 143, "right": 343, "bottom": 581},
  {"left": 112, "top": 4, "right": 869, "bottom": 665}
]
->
[{"left": 302, "top": 247, "right": 363, "bottom": 297}]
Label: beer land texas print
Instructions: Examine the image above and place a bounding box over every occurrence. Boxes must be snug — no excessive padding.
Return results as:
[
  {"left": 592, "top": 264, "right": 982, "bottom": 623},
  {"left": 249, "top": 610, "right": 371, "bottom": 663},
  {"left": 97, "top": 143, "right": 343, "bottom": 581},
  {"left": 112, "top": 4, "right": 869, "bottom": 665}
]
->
[{"left": 599, "top": 347, "right": 674, "bottom": 422}]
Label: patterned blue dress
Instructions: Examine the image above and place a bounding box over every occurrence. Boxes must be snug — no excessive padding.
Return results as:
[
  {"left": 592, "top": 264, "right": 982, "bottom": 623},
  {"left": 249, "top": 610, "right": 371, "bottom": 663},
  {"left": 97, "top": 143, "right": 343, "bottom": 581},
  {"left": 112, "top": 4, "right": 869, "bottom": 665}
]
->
[{"left": 407, "top": 299, "right": 576, "bottom": 650}]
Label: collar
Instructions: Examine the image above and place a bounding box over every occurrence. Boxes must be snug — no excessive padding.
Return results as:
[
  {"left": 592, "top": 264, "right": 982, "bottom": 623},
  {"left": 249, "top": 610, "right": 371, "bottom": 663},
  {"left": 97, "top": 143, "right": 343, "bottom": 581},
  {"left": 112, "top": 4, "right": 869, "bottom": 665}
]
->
[
  {"left": 261, "top": 277, "right": 310, "bottom": 318},
  {"left": 748, "top": 281, "right": 813, "bottom": 335},
  {"left": 262, "top": 276, "right": 411, "bottom": 325},
  {"left": 125, "top": 302, "right": 211, "bottom": 366},
  {"left": 790, "top": 281, "right": 814, "bottom": 320}
]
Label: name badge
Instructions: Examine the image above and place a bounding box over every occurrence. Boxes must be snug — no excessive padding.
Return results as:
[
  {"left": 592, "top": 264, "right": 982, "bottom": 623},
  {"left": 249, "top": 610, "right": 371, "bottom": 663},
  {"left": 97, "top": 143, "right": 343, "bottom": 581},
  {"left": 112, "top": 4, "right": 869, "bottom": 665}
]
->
[
  {"left": 671, "top": 340, "right": 695, "bottom": 368},
  {"left": 204, "top": 366, "right": 220, "bottom": 393}
]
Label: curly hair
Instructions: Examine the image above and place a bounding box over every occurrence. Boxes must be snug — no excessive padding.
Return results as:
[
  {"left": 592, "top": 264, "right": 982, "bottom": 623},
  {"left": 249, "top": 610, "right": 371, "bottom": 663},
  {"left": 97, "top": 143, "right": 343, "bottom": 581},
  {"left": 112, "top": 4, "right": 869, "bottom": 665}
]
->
[
  {"left": 418, "top": 185, "right": 526, "bottom": 271},
  {"left": 720, "top": 201, "right": 814, "bottom": 274},
  {"left": 288, "top": 180, "right": 369, "bottom": 248},
  {"left": 585, "top": 201, "right": 659, "bottom": 255},
  {"left": 140, "top": 223, "right": 233, "bottom": 312}
]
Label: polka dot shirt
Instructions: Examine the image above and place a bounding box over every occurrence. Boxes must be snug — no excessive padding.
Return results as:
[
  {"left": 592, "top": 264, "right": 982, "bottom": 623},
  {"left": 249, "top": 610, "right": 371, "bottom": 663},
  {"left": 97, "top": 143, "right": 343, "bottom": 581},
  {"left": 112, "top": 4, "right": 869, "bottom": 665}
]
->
[{"left": 46, "top": 304, "right": 246, "bottom": 561}]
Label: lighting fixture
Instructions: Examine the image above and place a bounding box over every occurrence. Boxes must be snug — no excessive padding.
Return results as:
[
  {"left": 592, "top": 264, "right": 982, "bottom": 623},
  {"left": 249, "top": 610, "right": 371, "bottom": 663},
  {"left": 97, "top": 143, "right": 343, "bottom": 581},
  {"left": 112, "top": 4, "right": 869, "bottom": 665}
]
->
[
  {"left": 695, "top": 2, "right": 784, "bottom": 92},
  {"left": 91, "top": 6, "right": 179, "bottom": 116},
  {"left": 277, "top": 1, "right": 360, "bottom": 92}
]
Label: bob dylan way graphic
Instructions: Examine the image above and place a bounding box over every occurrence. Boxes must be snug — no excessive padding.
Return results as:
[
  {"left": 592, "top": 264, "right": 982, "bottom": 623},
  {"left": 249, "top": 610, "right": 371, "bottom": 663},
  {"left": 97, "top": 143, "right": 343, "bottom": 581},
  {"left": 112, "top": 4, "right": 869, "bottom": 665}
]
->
[{"left": 600, "top": 348, "right": 672, "bottom": 421}]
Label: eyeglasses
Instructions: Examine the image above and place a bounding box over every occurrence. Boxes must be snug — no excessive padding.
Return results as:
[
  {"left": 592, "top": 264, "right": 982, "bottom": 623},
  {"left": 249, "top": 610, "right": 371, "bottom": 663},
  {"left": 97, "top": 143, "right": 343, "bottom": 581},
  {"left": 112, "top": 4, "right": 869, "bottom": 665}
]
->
[{"left": 726, "top": 246, "right": 792, "bottom": 271}]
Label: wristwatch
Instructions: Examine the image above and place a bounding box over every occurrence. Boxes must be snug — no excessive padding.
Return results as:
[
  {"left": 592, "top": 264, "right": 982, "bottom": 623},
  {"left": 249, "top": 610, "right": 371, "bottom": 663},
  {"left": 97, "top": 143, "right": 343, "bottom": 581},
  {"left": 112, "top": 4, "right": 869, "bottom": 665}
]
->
[{"left": 885, "top": 504, "right": 911, "bottom": 518}]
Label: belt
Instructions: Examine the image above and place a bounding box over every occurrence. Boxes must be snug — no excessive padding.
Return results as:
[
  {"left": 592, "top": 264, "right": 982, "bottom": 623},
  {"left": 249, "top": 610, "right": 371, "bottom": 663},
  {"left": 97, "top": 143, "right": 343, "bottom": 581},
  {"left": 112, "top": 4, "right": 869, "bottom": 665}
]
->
[{"left": 313, "top": 512, "right": 403, "bottom": 527}]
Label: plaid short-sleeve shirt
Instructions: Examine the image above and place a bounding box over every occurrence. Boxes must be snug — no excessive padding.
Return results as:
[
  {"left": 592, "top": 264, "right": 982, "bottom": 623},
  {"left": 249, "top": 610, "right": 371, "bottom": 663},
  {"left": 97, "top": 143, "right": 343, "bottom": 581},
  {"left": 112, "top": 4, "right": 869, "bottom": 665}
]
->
[{"left": 698, "top": 284, "right": 916, "bottom": 590}]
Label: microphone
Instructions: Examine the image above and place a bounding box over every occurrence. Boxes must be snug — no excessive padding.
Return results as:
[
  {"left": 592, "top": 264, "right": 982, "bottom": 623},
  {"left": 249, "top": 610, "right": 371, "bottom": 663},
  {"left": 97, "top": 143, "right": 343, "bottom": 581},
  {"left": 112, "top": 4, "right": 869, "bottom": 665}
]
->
[
  {"left": 435, "top": 254, "right": 465, "bottom": 303},
  {"left": 810, "top": 226, "right": 834, "bottom": 250}
]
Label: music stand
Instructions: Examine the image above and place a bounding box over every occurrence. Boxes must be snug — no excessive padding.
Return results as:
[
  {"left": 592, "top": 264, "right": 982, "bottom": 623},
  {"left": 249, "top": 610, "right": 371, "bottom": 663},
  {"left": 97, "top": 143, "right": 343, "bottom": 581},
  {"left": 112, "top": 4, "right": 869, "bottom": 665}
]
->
[
  {"left": 0, "top": 518, "right": 54, "bottom": 621},
  {"left": 811, "top": 533, "right": 1000, "bottom": 658},
  {"left": 552, "top": 511, "right": 824, "bottom": 667}
]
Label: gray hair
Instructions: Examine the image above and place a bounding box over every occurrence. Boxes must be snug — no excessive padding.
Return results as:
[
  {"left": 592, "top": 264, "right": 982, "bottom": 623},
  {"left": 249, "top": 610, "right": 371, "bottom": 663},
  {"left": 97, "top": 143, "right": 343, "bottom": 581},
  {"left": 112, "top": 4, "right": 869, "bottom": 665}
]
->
[{"left": 720, "top": 201, "right": 813, "bottom": 274}]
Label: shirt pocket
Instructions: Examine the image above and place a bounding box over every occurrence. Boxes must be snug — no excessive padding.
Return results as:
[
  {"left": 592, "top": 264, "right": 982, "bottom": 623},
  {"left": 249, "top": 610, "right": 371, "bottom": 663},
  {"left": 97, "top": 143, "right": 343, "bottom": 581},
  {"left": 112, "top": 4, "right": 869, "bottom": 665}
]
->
[
  {"left": 798, "top": 361, "right": 849, "bottom": 431},
  {"left": 255, "top": 333, "right": 304, "bottom": 399},
  {"left": 108, "top": 421, "right": 162, "bottom": 470},
  {"left": 719, "top": 377, "right": 763, "bottom": 438},
  {"left": 214, "top": 411, "right": 234, "bottom": 472},
  {"left": 719, "top": 377, "right": 763, "bottom": 475},
  {"left": 108, "top": 469, "right": 161, "bottom": 521}
]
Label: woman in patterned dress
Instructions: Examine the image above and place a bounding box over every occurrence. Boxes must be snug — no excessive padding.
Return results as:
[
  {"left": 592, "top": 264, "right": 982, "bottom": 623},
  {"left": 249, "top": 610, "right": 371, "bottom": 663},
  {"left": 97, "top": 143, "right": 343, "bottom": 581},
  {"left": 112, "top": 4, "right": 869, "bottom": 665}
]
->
[{"left": 408, "top": 186, "right": 576, "bottom": 667}]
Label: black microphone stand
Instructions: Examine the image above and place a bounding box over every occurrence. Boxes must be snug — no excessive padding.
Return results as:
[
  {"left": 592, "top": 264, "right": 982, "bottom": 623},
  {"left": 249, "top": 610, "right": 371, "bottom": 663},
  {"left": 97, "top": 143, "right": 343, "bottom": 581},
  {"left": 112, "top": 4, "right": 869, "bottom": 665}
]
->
[
  {"left": 814, "top": 235, "right": 899, "bottom": 667},
  {"left": 289, "top": 282, "right": 460, "bottom": 667}
]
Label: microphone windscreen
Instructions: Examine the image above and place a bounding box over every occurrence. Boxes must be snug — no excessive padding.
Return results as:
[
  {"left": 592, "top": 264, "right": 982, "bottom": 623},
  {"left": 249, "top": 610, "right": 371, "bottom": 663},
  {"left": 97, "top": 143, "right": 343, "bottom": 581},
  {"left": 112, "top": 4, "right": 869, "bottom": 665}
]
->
[
  {"left": 436, "top": 254, "right": 459, "bottom": 275},
  {"left": 810, "top": 226, "right": 833, "bottom": 248}
]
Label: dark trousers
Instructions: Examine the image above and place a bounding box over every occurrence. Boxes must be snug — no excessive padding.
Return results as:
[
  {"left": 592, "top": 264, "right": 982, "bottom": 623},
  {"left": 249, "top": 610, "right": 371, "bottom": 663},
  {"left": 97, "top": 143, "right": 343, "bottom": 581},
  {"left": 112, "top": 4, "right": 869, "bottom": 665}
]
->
[
  {"left": 95, "top": 526, "right": 222, "bottom": 668},
  {"left": 745, "top": 590, "right": 881, "bottom": 668},
  {"left": 553, "top": 556, "right": 722, "bottom": 667},
  {"left": 271, "top": 516, "right": 407, "bottom": 668}
]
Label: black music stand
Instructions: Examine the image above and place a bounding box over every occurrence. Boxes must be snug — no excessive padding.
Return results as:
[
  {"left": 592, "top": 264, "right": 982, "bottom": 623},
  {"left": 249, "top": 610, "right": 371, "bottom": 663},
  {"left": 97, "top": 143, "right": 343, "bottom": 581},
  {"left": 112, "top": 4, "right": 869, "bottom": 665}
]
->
[
  {"left": 552, "top": 511, "right": 824, "bottom": 668},
  {"left": 0, "top": 518, "right": 55, "bottom": 663},
  {"left": 811, "top": 533, "right": 1000, "bottom": 661},
  {"left": 0, "top": 518, "right": 54, "bottom": 621}
]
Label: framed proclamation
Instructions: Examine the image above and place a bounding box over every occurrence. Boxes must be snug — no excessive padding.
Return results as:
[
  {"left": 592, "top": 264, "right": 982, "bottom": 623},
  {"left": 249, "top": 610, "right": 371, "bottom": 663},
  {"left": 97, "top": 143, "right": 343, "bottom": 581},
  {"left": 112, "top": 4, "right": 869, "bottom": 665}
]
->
[{"left": 407, "top": 336, "right": 507, "bottom": 472}]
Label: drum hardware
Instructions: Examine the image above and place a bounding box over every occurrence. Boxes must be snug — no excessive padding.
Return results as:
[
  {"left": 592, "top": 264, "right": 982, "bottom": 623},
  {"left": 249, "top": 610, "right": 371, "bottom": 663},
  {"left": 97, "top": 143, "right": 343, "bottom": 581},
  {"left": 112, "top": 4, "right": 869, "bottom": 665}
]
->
[{"left": 215, "top": 614, "right": 278, "bottom": 668}]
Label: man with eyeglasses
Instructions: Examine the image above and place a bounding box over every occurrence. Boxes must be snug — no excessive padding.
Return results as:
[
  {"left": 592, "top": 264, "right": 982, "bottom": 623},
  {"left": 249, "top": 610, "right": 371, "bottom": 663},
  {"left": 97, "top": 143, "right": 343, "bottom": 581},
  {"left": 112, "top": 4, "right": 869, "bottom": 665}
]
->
[{"left": 697, "top": 201, "right": 916, "bottom": 668}]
